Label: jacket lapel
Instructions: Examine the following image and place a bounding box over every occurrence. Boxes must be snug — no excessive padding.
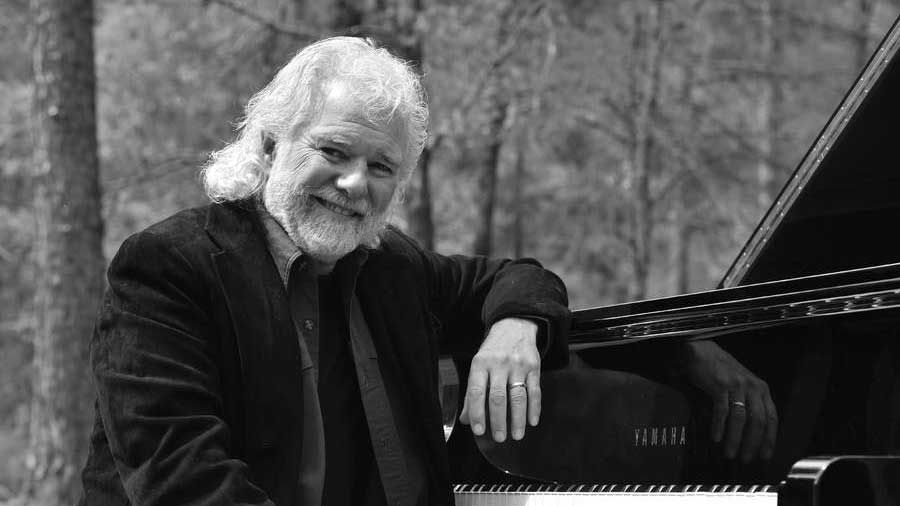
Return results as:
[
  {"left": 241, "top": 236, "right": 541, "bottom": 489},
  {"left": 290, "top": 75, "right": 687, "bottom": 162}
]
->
[{"left": 204, "top": 202, "right": 303, "bottom": 449}]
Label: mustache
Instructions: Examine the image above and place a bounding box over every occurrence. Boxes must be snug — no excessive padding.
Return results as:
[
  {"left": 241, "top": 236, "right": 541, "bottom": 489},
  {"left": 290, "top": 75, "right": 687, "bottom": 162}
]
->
[{"left": 298, "top": 184, "right": 373, "bottom": 216}]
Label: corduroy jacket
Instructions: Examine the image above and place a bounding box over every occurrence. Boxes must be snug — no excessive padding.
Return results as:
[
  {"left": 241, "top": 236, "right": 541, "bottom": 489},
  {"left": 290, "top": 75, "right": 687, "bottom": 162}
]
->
[{"left": 78, "top": 200, "right": 570, "bottom": 506}]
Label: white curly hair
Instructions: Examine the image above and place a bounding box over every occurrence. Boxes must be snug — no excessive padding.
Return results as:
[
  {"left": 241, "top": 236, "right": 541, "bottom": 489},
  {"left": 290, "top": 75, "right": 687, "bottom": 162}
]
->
[{"left": 202, "top": 37, "right": 429, "bottom": 202}]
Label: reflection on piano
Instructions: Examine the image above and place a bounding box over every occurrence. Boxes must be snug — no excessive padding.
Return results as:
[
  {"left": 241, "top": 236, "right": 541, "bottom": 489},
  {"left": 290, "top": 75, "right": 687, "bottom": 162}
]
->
[{"left": 446, "top": 12, "right": 900, "bottom": 506}]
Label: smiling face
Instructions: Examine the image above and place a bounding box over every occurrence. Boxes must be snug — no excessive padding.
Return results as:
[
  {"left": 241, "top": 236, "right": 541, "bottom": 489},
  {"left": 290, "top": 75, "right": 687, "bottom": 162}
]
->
[{"left": 262, "top": 82, "right": 409, "bottom": 265}]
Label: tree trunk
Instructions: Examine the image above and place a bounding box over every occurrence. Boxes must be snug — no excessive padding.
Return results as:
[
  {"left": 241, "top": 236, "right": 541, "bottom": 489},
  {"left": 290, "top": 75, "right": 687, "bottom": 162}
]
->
[
  {"left": 853, "top": 0, "right": 877, "bottom": 72},
  {"left": 387, "top": 0, "right": 435, "bottom": 250},
  {"left": 675, "top": 215, "right": 693, "bottom": 295},
  {"left": 756, "top": 0, "right": 786, "bottom": 210},
  {"left": 511, "top": 128, "right": 526, "bottom": 259},
  {"left": 25, "top": 0, "right": 104, "bottom": 503},
  {"left": 330, "top": 0, "right": 366, "bottom": 30},
  {"left": 673, "top": 0, "right": 708, "bottom": 295},
  {"left": 286, "top": 0, "right": 328, "bottom": 30},
  {"left": 472, "top": 96, "right": 509, "bottom": 257},
  {"left": 513, "top": 13, "right": 556, "bottom": 260},
  {"left": 408, "top": 139, "right": 436, "bottom": 250},
  {"left": 628, "top": 0, "right": 664, "bottom": 300}
]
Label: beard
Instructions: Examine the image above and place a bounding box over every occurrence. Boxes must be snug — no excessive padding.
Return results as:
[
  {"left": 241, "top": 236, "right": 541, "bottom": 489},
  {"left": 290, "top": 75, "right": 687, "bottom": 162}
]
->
[{"left": 263, "top": 182, "right": 396, "bottom": 264}]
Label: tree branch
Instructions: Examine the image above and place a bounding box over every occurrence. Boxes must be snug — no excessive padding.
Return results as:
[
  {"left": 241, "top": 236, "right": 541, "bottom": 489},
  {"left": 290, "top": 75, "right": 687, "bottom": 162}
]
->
[
  {"left": 102, "top": 153, "right": 208, "bottom": 194},
  {"left": 202, "top": 0, "right": 419, "bottom": 48},
  {"left": 449, "top": 0, "right": 547, "bottom": 133},
  {"left": 0, "top": 243, "right": 16, "bottom": 263},
  {"left": 204, "top": 0, "right": 318, "bottom": 40}
]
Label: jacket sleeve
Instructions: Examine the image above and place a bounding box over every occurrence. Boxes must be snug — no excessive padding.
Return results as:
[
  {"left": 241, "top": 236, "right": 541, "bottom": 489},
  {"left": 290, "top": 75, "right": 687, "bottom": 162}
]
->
[
  {"left": 90, "top": 230, "right": 274, "bottom": 506},
  {"left": 387, "top": 229, "right": 570, "bottom": 368}
]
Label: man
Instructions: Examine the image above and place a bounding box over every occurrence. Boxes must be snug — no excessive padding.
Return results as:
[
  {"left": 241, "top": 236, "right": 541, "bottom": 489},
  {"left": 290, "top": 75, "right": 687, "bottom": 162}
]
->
[{"left": 78, "top": 37, "right": 570, "bottom": 506}]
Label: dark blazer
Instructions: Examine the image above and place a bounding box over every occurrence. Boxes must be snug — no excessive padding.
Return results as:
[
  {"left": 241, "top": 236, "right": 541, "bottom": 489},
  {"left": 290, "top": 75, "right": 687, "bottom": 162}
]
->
[{"left": 79, "top": 201, "right": 570, "bottom": 506}]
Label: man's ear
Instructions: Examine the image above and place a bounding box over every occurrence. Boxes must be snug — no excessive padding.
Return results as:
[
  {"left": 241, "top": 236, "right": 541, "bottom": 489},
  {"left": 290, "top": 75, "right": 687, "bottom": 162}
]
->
[{"left": 262, "top": 133, "right": 276, "bottom": 159}]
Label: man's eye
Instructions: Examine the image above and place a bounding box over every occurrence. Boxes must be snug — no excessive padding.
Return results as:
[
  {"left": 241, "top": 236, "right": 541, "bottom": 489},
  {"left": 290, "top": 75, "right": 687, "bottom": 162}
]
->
[
  {"left": 320, "top": 146, "right": 345, "bottom": 158},
  {"left": 370, "top": 162, "right": 394, "bottom": 176}
]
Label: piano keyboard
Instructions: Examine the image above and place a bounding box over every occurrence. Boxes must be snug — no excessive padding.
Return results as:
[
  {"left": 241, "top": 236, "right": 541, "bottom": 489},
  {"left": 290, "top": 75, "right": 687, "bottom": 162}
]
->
[{"left": 453, "top": 484, "right": 777, "bottom": 505}]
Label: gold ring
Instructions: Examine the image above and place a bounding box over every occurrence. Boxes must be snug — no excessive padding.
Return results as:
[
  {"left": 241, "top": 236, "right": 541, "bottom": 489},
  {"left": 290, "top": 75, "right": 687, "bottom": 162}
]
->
[
  {"left": 732, "top": 401, "right": 746, "bottom": 409},
  {"left": 509, "top": 381, "right": 527, "bottom": 389}
]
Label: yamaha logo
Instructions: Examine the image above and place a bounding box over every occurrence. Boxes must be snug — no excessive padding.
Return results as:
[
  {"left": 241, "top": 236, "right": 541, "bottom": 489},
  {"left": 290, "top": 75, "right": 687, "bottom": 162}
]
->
[{"left": 633, "top": 426, "right": 687, "bottom": 447}]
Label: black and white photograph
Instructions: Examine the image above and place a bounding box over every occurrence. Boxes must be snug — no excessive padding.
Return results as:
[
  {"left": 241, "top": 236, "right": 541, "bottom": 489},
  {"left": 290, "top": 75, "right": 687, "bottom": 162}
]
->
[{"left": 2, "top": 0, "right": 900, "bottom": 504}]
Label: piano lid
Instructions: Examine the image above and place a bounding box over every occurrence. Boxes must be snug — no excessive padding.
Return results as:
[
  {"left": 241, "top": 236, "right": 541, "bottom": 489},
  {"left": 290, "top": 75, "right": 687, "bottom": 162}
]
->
[{"left": 721, "top": 14, "right": 900, "bottom": 289}]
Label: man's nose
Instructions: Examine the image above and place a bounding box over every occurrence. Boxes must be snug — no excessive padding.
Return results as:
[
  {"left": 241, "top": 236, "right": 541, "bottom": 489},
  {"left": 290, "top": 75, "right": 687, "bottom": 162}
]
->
[{"left": 335, "top": 158, "right": 367, "bottom": 199}]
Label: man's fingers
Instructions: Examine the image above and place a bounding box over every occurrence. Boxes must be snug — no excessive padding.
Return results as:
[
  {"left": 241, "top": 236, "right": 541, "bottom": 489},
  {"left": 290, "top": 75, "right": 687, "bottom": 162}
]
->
[
  {"left": 508, "top": 377, "right": 528, "bottom": 441},
  {"left": 464, "top": 366, "right": 488, "bottom": 436},
  {"left": 724, "top": 397, "right": 747, "bottom": 459},
  {"left": 488, "top": 370, "right": 508, "bottom": 442},
  {"left": 711, "top": 392, "right": 729, "bottom": 443},
  {"left": 526, "top": 370, "right": 541, "bottom": 427},
  {"left": 762, "top": 391, "right": 779, "bottom": 460},
  {"left": 740, "top": 394, "right": 766, "bottom": 463}
]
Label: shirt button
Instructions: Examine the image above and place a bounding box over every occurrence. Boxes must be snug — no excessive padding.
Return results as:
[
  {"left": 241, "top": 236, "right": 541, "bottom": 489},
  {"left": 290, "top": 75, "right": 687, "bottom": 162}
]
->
[{"left": 303, "top": 319, "right": 315, "bottom": 331}]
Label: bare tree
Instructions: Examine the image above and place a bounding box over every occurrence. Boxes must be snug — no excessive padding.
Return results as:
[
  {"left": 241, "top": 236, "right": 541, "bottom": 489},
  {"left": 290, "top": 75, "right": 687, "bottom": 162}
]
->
[
  {"left": 24, "top": 0, "right": 104, "bottom": 502},
  {"left": 471, "top": 0, "right": 544, "bottom": 257},
  {"left": 383, "top": 0, "right": 436, "bottom": 250},
  {"left": 511, "top": 8, "right": 557, "bottom": 259},
  {"left": 472, "top": 92, "right": 509, "bottom": 257},
  {"left": 510, "top": 125, "right": 527, "bottom": 259},
  {"left": 853, "top": 0, "right": 878, "bottom": 71},
  {"left": 755, "top": 0, "right": 787, "bottom": 209},
  {"left": 673, "top": 0, "right": 709, "bottom": 295},
  {"left": 627, "top": 0, "right": 665, "bottom": 300},
  {"left": 408, "top": 135, "right": 438, "bottom": 250}
]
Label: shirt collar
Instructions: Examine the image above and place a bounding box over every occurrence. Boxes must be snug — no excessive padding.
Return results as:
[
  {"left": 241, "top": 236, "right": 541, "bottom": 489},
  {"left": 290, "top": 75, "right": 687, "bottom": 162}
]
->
[{"left": 257, "top": 203, "right": 305, "bottom": 289}]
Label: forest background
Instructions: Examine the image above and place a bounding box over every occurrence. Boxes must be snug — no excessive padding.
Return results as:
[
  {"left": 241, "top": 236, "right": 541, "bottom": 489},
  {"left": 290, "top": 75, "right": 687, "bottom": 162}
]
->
[{"left": 2, "top": 0, "right": 899, "bottom": 503}]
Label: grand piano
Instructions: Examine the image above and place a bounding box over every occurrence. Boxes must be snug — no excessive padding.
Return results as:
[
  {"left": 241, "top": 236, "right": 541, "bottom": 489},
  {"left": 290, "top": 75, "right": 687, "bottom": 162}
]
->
[{"left": 445, "top": 12, "right": 900, "bottom": 506}]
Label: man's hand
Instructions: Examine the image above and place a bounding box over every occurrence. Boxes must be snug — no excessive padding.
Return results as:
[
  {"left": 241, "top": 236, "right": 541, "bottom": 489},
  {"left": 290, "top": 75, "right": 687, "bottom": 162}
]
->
[
  {"left": 679, "top": 340, "right": 778, "bottom": 462},
  {"left": 459, "top": 317, "right": 541, "bottom": 442}
]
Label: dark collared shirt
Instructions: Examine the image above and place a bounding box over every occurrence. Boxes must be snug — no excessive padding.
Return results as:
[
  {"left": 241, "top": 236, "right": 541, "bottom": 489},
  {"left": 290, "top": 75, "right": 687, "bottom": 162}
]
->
[{"left": 258, "top": 208, "right": 427, "bottom": 506}]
